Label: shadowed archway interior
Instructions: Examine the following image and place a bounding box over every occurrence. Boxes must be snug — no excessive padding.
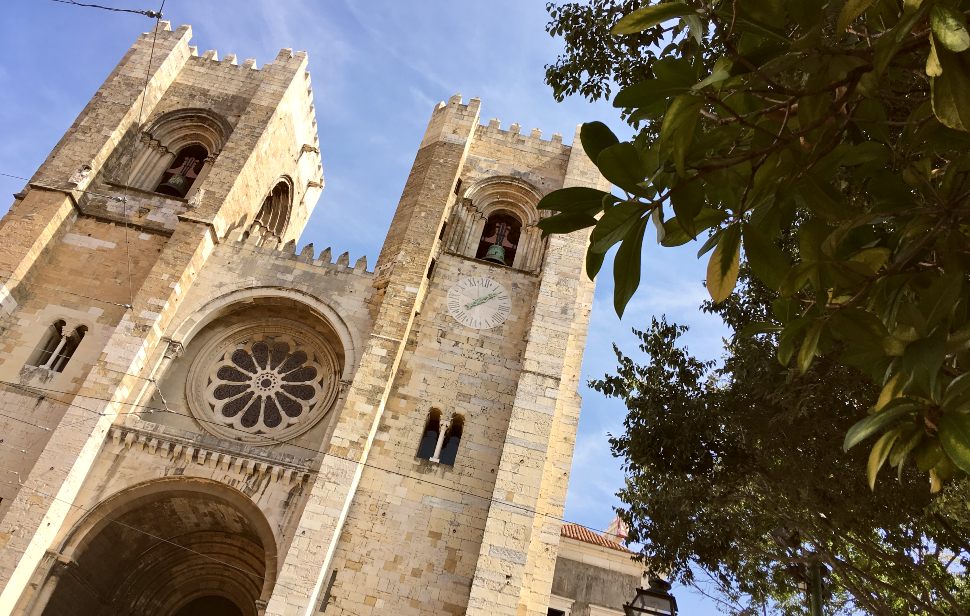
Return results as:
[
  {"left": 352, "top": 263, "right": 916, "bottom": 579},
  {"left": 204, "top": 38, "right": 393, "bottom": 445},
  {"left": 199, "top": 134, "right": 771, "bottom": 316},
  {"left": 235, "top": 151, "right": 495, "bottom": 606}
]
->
[{"left": 40, "top": 489, "right": 270, "bottom": 616}]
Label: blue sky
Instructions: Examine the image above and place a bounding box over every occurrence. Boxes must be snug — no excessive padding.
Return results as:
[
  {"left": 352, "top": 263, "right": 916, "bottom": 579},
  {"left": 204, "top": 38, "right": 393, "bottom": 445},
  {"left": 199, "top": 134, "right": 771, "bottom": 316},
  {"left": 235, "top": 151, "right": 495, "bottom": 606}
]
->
[{"left": 0, "top": 1, "right": 728, "bottom": 612}]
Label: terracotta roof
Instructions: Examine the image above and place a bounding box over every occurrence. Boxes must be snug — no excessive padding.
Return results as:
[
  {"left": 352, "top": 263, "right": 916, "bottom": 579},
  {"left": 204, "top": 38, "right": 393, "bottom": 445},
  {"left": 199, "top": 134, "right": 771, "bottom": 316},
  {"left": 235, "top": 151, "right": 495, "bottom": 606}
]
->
[{"left": 560, "top": 523, "right": 629, "bottom": 552}]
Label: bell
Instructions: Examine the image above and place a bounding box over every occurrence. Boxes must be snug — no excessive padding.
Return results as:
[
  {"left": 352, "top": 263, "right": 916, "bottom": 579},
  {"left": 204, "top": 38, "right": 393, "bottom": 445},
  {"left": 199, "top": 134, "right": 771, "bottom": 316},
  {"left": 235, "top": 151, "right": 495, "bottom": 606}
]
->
[
  {"left": 157, "top": 172, "right": 189, "bottom": 197},
  {"left": 483, "top": 243, "right": 506, "bottom": 265}
]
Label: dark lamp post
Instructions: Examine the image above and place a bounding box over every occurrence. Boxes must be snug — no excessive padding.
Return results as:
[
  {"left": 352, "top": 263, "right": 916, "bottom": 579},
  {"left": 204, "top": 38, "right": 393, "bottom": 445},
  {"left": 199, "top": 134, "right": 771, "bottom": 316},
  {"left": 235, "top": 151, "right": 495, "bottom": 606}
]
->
[{"left": 623, "top": 578, "right": 678, "bottom": 616}]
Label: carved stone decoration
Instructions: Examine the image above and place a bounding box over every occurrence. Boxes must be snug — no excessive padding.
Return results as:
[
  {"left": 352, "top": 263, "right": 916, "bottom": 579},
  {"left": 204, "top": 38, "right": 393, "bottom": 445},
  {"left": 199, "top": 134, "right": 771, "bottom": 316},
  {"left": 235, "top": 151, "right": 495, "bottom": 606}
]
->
[
  {"left": 186, "top": 188, "right": 205, "bottom": 209},
  {"left": 187, "top": 321, "right": 340, "bottom": 444}
]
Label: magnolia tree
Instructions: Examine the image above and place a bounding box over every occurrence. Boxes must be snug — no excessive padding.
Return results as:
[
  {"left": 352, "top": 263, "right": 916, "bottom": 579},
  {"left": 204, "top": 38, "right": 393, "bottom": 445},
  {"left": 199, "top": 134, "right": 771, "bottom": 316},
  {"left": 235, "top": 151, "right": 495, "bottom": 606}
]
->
[{"left": 540, "top": 0, "right": 970, "bottom": 489}]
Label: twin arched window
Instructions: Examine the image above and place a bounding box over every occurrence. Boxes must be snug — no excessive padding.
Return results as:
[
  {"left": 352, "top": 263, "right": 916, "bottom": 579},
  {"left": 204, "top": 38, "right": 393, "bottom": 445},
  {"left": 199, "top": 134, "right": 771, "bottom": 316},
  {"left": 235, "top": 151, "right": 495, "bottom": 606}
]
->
[
  {"left": 28, "top": 321, "right": 86, "bottom": 373},
  {"left": 417, "top": 410, "right": 464, "bottom": 465}
]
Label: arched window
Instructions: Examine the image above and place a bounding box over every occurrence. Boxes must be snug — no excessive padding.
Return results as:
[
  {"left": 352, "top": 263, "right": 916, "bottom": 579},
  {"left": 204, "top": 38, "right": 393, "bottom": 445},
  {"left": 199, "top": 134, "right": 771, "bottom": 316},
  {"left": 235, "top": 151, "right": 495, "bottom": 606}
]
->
[
  {"left": 248, "top": 180, "right": 292, "bottom": 246},
  {"left": 417, "top": 409, "right": 441, "bottom": 460},
  {"left": 29, "top": 320, "right": 65, "bottom": 367},
  {"left": 50, "top": 326, "right": 86, "bottom": 373},
  {"left": 476, "top": 211, "right": 521, "bottom": 266},
  {"left": 26, "top": 322, "right": 84, "bottom": 373},
  {"left": 438, "top": 414, "right": 463, "bottom": 466},
  {"left": 155, "top": 144, "right": 208, "bottom": 197}
]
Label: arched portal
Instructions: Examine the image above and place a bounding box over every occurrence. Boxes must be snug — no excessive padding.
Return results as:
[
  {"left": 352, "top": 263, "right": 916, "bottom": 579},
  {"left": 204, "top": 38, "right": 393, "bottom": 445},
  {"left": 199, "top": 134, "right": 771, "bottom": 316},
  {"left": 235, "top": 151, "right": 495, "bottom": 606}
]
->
[{"left": 38, "top": 479, "right": 276, "bottom": 616}]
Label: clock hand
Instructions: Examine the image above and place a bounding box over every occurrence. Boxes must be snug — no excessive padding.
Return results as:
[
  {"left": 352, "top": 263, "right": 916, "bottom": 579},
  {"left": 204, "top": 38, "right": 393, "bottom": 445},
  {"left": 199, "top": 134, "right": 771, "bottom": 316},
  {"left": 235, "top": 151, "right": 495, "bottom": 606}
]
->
[{"left": 464, "top": 290, "right": 501, "bottom": 310}]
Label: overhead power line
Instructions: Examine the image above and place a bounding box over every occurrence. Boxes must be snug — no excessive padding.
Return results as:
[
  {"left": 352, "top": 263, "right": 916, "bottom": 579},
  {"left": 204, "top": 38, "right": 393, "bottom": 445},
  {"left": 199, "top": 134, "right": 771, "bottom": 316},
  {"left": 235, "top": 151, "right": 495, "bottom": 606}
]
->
[{"left": 49, "top": 0, "right": 162, "bottom": 19}]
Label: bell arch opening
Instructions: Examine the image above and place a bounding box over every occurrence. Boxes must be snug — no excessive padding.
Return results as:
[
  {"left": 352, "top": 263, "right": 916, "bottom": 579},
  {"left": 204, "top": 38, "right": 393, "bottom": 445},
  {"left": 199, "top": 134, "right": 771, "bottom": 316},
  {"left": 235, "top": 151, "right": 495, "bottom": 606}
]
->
[
  {"left": 38, "top": 481, "right": 275, "bottom": 616},
  {"left": 155, "top": 144, "right": 208, "bottom": 197},
  {"left": 444, "top": 175, "right": 545, "bottom": 271},
  {"left": 475, "top": 210, "right": 522, "bottom": 266}
]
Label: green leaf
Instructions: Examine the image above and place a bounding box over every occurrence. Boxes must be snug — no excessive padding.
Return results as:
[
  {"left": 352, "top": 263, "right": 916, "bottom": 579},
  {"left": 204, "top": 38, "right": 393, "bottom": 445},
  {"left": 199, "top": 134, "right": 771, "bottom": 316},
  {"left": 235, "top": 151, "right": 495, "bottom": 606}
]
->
[
  {"left": 692, "top": 57, "right": 733, "bottom": 91},
  {"left": 614, "top": 78, "right": 693, "bottom": 109},
  {"left": 590, "top": 200, "right": 647, "bottom": 253},
  {"left": 943, "top": 372, "right": 970, "bottom": 410},
  {"left": 658, "top": 95, "right": 703, "bottom": 176},
  {"left": 537, "top": 212, "right": 598, "bottom": 236},
  {"left": 614, "top": 217, "right": 649, "bottom": 317},
  {"left": 597, "top": 143, "right": 649, "bottom": 196},
  {"left": 920, "top": 272, "right": 963, "bottom": 329},
  {"left": 742, "top": 224, "right": 790, "bottom": 289},
  {"left": 537, "top": 186, "right": 613, "bottom": 216},
  {"left": 931, "top": 43, "right": 970, "bottom": 131},
  {"left": 586, "top": 247, "right": 606, "bottom": 282},
  {"left": 683, "top": 13, "right": 704, "bottom": 44},
  {"left": 660, "top": 208, "right": 727, "bottom": 247},
  {"left": 927, "top": 33, "right": 943, "bottom": 77},
  {"left": 938, "top": 411, "right": 970, "bottom": 473},
  {"left": 580, "top": 122, "right": 620, "bottom": 164},
  {"left": 915, "top": 439, "right": 943, "bottom": 471},
  {"left": 798, "top": 320, "right": 823, "bottom": 374},
  {"left": 837, "top": 0, "right": 878, "bottom": 34},
  {"left": 875, "top": 373, "right": 905, "bottom": 412},
  {"left": 931, "top": 4, "right": 970, "bottom": 52},
  {"left": 868, "top": 428, "right": 902, "bottom": 490},
  {"left": 612, "top": 2, "right": 694, "bottom": 35},
  {"left": 706, "top": 225, "right": 740, "bottom": 303},
  {"left": 843, "top": 402, "right": 916, "bottom": 451},
  {"left": 669, "top": 180, "right": 704, "bottom": 236}
]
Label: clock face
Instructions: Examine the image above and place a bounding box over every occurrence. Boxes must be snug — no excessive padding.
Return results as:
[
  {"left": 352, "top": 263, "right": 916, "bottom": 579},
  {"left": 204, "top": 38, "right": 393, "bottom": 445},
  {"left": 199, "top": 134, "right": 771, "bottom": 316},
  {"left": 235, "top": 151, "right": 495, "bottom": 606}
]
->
[{"left": 446, "top": 276, "right": 512, "bottom": 330}]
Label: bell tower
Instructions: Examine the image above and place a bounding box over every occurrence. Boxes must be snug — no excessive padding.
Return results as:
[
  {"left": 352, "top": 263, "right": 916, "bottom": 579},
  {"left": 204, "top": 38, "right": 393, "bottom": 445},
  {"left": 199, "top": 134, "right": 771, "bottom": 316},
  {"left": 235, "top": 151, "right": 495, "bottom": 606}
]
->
[{"left": 0, "top": 20, "right": 322, "bottom": 611}]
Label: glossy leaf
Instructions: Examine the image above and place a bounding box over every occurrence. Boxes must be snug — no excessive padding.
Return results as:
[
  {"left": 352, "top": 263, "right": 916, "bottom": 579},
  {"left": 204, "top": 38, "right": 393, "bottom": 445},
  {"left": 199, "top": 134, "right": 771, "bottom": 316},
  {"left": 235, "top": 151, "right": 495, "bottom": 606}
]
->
[
  {"left": 537, "top": 212, "right": 598, "bottom": 236},
  {"left": 938, "top": 411, "right": 970, "bottom": 473},
  {"left": 843, "top": 402, "right": 916, "bottom": 451},
  {"left": 930, "top": 4, "right": 970, "bottom": 53},
  {"left": 612, "top": 2, "right": 694, "bottom": 35},
  {"left": 537, "top": 186, "right": 613, "bottom": 215},
  {"left": 590, "top": 200, "right": 647, "bottom": 253},
  {"left": 868, "top": 428, "right": 902, "bottom": 490},
  {"left": 706, "top": 225, "right": 740, "bottom": 303},
  {"left": 658, "top": 94, "right": 702, "bottom": 176},
  {"left": 613, "top": 218, "right": 649, "bottom": 317},
  {"left": 837, "top": 0, "right": 878, "bottom": 34},
  {"left": 597, "top": 143, "right": 650, "bottom": 196},
  {"left": 798, "top": 320, "right": 823, "bottom": 374},
  {"left": 931, "top": 44, "right": 970, "bottom": 131},
  {"left": 580, "top": 121, "right": 620, "bottom": 163}
]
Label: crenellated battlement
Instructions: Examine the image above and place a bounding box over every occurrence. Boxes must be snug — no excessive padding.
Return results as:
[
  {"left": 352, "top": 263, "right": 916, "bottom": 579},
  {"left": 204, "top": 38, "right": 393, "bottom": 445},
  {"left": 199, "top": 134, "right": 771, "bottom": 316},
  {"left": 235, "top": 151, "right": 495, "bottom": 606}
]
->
[
  {"left": 228, "top": 232, "right": 372, "bottom": 276},
  {"left": 479, "top": 117, "right": 564, "bottom": 147},
  {"left": 186, "top": 43, "right": 310, "bottom": 74}
]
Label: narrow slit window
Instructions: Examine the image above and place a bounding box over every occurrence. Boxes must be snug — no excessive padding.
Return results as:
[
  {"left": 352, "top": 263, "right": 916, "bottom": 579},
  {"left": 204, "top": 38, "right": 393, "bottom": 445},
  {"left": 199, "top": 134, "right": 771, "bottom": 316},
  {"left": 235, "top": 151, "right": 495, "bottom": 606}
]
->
[
  {"left": 417, "top": 409, "right": 441, "bottom": 460},
  {"left": 438, "top": 414, "right": 463, "bottom": 466}
]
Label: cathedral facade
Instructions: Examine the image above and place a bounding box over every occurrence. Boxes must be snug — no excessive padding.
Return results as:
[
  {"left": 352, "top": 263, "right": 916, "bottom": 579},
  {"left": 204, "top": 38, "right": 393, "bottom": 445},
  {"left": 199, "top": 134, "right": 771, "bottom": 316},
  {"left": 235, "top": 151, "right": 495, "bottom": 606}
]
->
[{"left": 0, "top": 22, "right": 638, "bottom": 616}]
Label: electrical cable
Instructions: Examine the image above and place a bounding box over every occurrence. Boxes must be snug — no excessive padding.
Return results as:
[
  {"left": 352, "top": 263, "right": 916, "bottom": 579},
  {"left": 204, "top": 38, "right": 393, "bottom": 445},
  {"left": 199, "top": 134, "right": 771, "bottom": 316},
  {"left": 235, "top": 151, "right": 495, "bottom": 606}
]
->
[{"left": 48, "top": 0, "right": 162, "bottom": 19}]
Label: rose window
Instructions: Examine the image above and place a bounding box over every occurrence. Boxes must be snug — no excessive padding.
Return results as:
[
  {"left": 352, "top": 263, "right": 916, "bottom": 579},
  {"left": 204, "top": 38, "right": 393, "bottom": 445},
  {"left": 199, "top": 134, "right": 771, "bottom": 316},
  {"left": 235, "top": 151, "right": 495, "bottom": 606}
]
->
[{"left": 188, "top": 324, "right": 341, "bottom": 443}]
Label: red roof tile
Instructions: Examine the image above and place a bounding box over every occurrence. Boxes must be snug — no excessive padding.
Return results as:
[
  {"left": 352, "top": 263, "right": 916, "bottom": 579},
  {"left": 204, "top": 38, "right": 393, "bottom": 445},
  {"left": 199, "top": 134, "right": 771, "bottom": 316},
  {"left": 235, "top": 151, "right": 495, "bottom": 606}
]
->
[{"left": 560, "top": 523, "right": 629, "bottom": 552}]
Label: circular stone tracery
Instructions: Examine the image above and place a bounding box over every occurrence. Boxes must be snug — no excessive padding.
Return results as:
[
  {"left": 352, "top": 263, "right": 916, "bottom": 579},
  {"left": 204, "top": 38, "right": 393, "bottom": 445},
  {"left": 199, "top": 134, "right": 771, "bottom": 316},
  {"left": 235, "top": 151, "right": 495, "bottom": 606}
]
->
[{"left": 188, "top": 322, "right": 340, "bottom": 443}]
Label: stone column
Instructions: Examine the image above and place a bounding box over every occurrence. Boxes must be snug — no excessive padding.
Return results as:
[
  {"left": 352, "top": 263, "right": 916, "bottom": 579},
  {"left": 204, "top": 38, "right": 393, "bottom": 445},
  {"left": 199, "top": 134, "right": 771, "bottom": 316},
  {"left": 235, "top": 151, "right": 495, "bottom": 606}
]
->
[
  {"left": 465, "top": 126, "right": 608, "bottom": 616},
  {"left": 263, "top": 96, "right": 481, "bottom": 616}
]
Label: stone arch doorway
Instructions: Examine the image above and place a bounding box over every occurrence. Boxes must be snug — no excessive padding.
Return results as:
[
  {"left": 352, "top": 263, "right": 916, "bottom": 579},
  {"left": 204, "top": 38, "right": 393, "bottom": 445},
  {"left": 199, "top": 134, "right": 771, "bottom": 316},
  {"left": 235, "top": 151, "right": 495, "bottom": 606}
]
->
[{"left": 36, "top": 479, "right": 276, "bottom": 616}]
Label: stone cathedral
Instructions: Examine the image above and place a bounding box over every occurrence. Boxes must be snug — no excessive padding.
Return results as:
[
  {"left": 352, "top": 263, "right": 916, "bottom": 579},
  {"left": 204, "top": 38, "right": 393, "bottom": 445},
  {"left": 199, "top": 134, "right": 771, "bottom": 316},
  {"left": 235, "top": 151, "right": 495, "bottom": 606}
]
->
[{"left": 0, "top": 22, "right": 642, "bottom": 616}]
